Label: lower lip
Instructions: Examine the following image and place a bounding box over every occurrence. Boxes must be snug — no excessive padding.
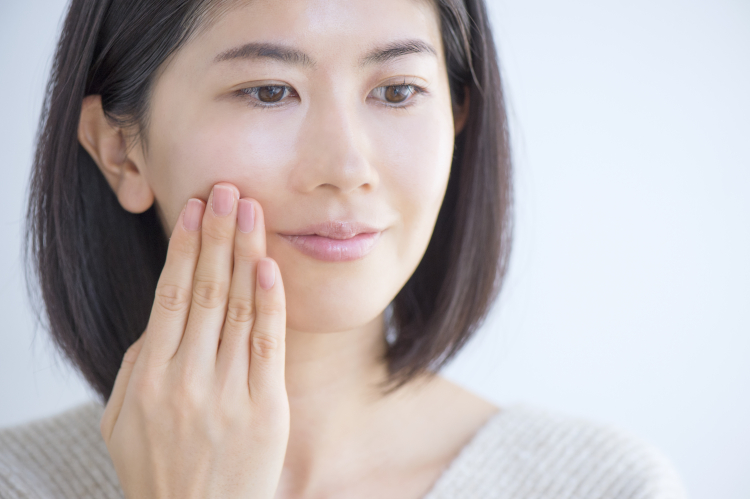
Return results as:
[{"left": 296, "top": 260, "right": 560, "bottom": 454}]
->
[{"left": 280, "top": 232, "right": 382, "bottom": 262}]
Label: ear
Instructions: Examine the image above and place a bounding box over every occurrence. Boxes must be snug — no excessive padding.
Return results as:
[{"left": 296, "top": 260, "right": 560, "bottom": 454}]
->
[
  {"left": 78, "top": 95, "right": 154, "bottom": 214},
  {"left": 453, "top": 86, "right": 470, "bottom": 135}
]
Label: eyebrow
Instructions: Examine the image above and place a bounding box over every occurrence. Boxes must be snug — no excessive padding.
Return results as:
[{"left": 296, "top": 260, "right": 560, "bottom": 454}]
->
[
  {"left": 360, "top": 39, "right": 438, "bottom": 66},
  {"left": 213, "top": 39, "right": 438, "bottom": 68}
]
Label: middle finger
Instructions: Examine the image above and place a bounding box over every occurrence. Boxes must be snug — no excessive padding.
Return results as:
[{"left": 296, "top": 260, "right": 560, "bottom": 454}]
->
[
  {"left": 176, "top": 182, "right": 239, "bottom": 369},
  {"left": 215, "top": 198, "right": 267, "bottom": 385}
]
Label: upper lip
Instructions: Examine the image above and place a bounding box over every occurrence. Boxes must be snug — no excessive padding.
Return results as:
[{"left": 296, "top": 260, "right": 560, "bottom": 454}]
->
[{"left": 279, "top": 221, "right": 383, "bottom": 240}]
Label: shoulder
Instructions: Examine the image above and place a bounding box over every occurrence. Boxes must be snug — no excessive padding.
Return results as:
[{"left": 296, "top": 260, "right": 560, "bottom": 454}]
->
[
  {"left": 425, "top": 404, "right": 687, "bottom": 499},
  {"left": 0, "top": 401, "right": 123, "bottom": 499}
]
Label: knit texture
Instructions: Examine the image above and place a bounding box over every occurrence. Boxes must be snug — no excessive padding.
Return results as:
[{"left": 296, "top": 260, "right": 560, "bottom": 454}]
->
[{"left": 0, "top": 401, "right": 686, "bottom": 498}]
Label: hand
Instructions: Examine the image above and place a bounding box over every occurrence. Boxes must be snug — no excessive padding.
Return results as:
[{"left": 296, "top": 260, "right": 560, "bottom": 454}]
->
[{"left": 100, "top": 182, "right": 289, "bottom": 499}]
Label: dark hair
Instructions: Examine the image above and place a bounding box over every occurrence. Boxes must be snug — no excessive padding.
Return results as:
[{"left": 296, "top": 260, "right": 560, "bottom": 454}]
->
[{"left": 26, "top": 0, "right": 512, "bottom": 400}]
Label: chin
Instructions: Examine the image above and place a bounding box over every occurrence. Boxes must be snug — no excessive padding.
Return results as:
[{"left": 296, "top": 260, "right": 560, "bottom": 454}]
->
[{"left": 283, "top": 281, "right": 392, "bottom": 334}]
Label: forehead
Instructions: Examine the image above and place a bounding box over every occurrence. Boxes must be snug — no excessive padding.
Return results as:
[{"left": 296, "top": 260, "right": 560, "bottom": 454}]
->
[{"left": 182, "top": 0, "right": 443, "bottom": 69}]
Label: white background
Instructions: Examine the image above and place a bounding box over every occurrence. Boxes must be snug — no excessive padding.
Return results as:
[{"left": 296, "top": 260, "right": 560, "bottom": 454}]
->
[{"left": 1, "top": 1, "right": 748, "bottom": 497}]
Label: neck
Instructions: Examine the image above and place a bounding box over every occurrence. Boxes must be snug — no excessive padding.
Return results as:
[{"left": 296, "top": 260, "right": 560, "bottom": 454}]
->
[
  {"left": 279, "top": 313, "right": 399, "bottom": 490},
  {"left": 284, "top": 311, "right": 390, "bottom": 430}
]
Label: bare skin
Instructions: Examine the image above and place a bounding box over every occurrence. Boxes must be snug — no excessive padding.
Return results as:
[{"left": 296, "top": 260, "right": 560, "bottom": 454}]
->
[{"left": 80, "top": 0, "right": 499, "bottom": 497}]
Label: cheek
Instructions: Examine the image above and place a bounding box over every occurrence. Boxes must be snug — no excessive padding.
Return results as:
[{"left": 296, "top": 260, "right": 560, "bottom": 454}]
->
[
  {"left": 145, "top": 107, "right": 299, "bottom": 229},
  {"left": 373, "top": 108, "right": 455, "bottom": 259}
]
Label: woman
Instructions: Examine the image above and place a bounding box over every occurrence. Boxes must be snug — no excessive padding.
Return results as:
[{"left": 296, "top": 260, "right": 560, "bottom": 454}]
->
[{"left": 0, "top": 0, "right": 685, "bottom": 497}]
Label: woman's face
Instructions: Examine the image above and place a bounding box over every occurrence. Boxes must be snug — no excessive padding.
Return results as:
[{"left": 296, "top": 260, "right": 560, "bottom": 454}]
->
[{"left": 137, "top": 0, "right": 457, "bottom": 333}]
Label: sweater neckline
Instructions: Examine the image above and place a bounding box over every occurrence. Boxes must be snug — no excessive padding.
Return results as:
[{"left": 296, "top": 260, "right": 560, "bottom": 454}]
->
[
  {"left": 80, "top": 400, "right": 516, "bottom": 498},
  {"left": 420, "top": 405, "right": 514, "bottom": 498}
]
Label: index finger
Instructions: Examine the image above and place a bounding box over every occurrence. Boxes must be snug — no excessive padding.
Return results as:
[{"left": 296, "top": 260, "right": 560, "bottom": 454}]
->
[{"left": 139, "top": 198, "right": 205, "bottom": 368}]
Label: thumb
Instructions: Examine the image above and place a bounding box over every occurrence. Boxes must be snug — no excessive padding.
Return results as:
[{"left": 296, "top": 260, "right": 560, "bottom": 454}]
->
[{"left": 100, "top": 332, "right": 146, "bottom": 442}]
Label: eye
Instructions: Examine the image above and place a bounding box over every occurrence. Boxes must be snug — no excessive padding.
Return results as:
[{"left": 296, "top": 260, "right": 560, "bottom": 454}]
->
[
  {"left": 257, "top": 86, "right": 285, "bottom": 102},
  {"left": 370, "top": 82, "right": 426, "bottom": 107},
  {"left": 239, "top": 85, "right": 298, "bottom": 107},
  {"left": 384, "top": 85, "right": 414, "bottom": 103}
]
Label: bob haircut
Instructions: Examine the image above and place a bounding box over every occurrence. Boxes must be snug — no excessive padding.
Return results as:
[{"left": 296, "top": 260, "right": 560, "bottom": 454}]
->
[{"left": 26, "top": 0, "right": 512, "bottom": 400}]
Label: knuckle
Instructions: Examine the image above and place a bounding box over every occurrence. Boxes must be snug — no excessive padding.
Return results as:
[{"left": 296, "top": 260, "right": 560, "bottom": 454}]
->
[
  {"left": 192, "top": 277, "right": 227, "bottom": 309},
  {"left": 171, "top": 381, "right": 206, "bottom": 416},
  {"left": 233, "top": 246, "right": 260, "bottom": 264},
  {"left": 226, "top": 297, "right": 255, "bottom": 326},
  {"left": 256, "top": 299, "right": 285, "bottom": 316},
  {"left": 202, "top": 221, "right": 234, "bottom": 245},
  {"left": 155, "top": 283, "right": 192, "bottom": 314},
  {"left": 251, "top": 333, "right": 280, "bottom": 359},
  {"left": 170, "top": 232, "right": 201, "bottom": 258}
]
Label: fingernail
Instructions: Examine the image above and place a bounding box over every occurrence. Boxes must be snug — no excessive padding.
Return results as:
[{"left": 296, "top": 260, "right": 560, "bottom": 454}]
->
[
  {"left": 183, "top": 199, "right": 204, "bottom": 231},
  {"left": 238, "top": 199, "right": 255, "bottom": 233},
  {"left": 258, "top": 259, "right": 275, "bottom": 290},
  {"left": 211, "top": 185, "right": 235, "bottom": 217}
]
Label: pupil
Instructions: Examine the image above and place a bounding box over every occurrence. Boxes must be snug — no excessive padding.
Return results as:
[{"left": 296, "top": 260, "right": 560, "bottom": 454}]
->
[
  {"left": 385, "top": 85, "right": 409, "bottom": 103},
  {"left": 258, "top": 86, "right": 284, "bottom": 102}
]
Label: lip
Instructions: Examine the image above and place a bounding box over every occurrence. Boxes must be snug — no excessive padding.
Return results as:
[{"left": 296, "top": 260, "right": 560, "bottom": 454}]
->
[
  {"left": 280, "top": 221, "right": 382, "bottom": 239},
  {"left": 278, "top": 221, "right": 384, "bottom": 262}
]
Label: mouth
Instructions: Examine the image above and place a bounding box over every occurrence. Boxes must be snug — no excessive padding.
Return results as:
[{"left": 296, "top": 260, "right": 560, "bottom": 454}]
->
[
  {"left": 280, "top": 221, "right": 382, "bottom": 239},
  {"left": 280, "top": 233, "right": 382, "bottom": 262}
]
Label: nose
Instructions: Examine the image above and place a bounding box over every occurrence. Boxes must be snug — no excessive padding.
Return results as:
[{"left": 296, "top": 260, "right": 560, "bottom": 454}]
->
[{"left": 291, "top": 90, "right": 378, "bottom": 195}]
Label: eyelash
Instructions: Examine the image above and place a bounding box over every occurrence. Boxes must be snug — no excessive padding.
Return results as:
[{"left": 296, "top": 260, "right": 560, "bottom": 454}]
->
[
  {"left": 236, "top": 80, "right": 428, "bottom": 109},
  {"left": 369, "top": 79, "right": 428, "bottom": 109},
  {"left": 238, "top": 86, "right": 298, "bottom": 109}
]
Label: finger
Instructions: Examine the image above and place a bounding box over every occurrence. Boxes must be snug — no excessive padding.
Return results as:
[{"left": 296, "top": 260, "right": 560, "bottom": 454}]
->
[
  {"left": 139, "top": 199, "right": 204, "bottom": 367},
  {"left": 216, "top": 199, "right": 267, "bottom": 386},
  {"left": 100, "top": 332, "right": 146, "bottom": 442},
  {"left": 249, "top": 258, "right": 287, "bottom": 402},
  {"left": 176, "top": 183, "right": 239, "bottom": 368}
]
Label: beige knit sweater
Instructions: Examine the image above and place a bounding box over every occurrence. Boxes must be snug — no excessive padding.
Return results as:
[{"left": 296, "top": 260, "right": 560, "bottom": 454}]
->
[{"left": 0, "top": 401, "right": 686, "bottom": 498}]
